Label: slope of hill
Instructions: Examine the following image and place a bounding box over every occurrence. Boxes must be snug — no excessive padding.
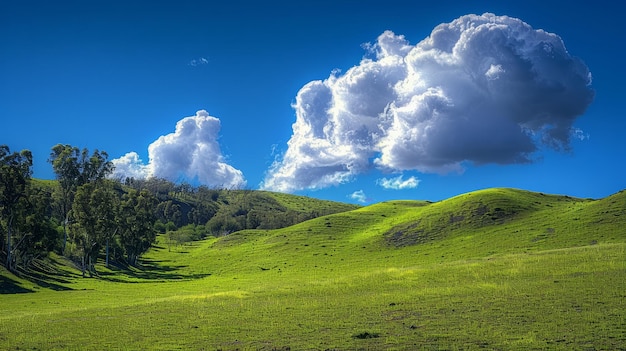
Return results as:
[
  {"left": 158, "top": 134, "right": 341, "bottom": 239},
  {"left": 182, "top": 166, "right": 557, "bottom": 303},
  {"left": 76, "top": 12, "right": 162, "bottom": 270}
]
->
[
  {"left": 1, "top": 187, "right": 624, "bottom": 350},
  {"left": 31, "top": 178, "right": 360, "bottom": 234},
  {"left": 160, "top": 188, "right": 624, "bottom": 276},
  {"left": 205, "top": 189, "right": 361, "bottom": 231}
]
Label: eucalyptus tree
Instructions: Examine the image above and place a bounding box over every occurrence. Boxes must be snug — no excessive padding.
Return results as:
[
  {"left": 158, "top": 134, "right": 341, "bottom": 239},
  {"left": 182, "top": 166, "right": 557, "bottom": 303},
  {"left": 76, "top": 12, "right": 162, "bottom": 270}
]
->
[
  {"left": 118, "top": 189, "right": 157, "bottom": 266},
  {"left": 10, "top": 185, "right": 57, "bottom": 269},
  {"left": 48, "top": 144, "right": 80, "bottom": 253},
  {"left": 0, "top": 145, "right": 33, "bottom": 271},
  {"left": 77, "top": 147, "right": 114, "bottom": 185},
  {"left": 71, "top": 181, "right": 117, "bottom": 276},
  {"left": 49, "top": 144, "right": 114, "bottom": 254}
]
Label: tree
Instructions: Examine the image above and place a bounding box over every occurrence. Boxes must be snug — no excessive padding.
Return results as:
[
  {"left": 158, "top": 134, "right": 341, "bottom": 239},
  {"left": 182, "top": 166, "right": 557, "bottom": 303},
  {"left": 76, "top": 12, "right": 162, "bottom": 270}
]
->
[
  {"left": 0, "top": 145, "right": 33, "bottom": 271},
  {"left": 118, "top": 189, "right": 157, "bottom": 266},
  {"left": 71, "top": 182, "right": 117, "bottom": 276},
  {"left": 98, "top": 182, "right": 118, "bottom": 268},
  {"left": 77, "top": 147, "right": 114, "bottom": 185},
  {"left": 48, "top": 144, "right": 80, "bottom": 254},
  {"left": 10, "top": 185, "right": 57, "bottom": 269},
  {"left": 49, "top": 144, "right": 114, "bottom": 254}
]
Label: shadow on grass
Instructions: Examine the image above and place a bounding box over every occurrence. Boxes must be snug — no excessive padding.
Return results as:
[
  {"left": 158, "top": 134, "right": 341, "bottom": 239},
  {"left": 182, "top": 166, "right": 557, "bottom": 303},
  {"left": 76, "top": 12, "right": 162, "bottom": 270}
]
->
[
  {"left": 14, "top": 259, "right": 75, "bottom": 291},
  {"left": 3, "top": 254, "right": 211, "bottom": 291},
  {"left": 18, "top": 271, "right": 74, "bottom": 291},
  {"left": 1, "top": 258, "right": 76, "bottom": 294},
  {"left": 99, "top": 259, "right": 211, "bottom": 282},
  {"left": 0, "top": 274, "right": 33, "bottom": 294}
]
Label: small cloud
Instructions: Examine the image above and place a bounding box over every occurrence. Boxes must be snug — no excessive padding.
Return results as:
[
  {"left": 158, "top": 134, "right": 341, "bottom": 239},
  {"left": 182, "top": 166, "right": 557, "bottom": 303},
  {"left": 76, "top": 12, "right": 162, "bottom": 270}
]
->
[
  {"left": 189, "top": 57, "right": 209, "bottom": 66},
  {"left": 269, "top": 143, "right": 281, "bottom": 157},
  {"left": 571, "top": 128, "right": 590, "bottom": 141},
  {"left": 377, "top": 175, "right": 420, "bottom": 190},
  {"left": 485, "top": 64, "right": 505, "bottom": 80},
  {"left": 349, "top": 190, "right": 368, "bottom": 203}
]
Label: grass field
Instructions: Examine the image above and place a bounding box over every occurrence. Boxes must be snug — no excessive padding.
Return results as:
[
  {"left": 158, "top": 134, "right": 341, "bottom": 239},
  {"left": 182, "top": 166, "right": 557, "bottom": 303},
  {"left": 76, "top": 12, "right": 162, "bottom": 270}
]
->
[{"left": 1, "top": 188, "right": 625, "bottom": 350}]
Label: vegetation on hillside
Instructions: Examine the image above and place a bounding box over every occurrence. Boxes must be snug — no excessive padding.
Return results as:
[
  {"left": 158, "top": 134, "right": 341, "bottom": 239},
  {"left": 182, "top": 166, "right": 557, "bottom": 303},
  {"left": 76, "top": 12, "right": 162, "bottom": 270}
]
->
[
  {"left": 0, "top": 144, "right": 359, "bottom": 277},
  {"left": 0, "top": 185, "right": 624, "bottom": 350}
]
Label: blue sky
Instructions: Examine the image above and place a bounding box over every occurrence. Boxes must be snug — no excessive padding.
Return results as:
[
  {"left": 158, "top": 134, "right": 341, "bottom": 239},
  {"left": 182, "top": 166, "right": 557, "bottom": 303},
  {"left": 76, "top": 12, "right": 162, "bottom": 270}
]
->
[{"left": 1, "top": 0, "right": 624, "bottom": 204}]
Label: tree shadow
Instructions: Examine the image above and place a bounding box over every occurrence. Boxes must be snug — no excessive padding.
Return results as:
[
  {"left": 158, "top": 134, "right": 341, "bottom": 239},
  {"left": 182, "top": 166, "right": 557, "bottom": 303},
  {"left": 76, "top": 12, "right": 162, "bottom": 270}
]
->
[
  {"left": 17, "top": 270, "right": 74, "bottom": 291},
  {"left": 0, "top": 274, "right": 33, "bottom": 294},
  {"left": 99, "top": 259, "right": 211, "bottom": 282},
  {"left": 13, "top": 261, "right": 75, "bottom": 291},
  {"left": 3, "top": 254, "right": 211, "bottom": 290},
  {"left": 1, "top": 256, "right": 79, "bottom": 293}
]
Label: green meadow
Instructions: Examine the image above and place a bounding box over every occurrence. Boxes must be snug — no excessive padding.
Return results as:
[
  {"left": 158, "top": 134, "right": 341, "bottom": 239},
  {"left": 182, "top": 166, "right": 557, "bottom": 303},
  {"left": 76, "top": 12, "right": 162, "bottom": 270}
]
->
[{"left": 1, "top": 188, "right": 625, "bottom": 350}]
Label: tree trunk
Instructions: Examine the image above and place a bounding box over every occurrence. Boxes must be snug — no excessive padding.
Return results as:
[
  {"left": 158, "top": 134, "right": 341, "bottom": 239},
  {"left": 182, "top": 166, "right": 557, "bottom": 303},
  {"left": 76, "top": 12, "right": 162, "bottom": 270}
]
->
[
  {"left": 88, "top": 254, "right": 94, "bottom": 277},
  {"left": 6, "top": 224, "right": 12, "bottom": 271},
  {"left": 5, "top": 214, "right": 13, "bottom": 271},
  {"left": 105, "top": 238, "right": 109, "bottom": 268},
  {"left": 127, "top": 252, "right": 137, "bottom": 267},
  {"left": 63, "top": 214, "right": 69, "bottom": 255},
  {"left": 81, "top": 254, "right": 86, "bottom": 278}
]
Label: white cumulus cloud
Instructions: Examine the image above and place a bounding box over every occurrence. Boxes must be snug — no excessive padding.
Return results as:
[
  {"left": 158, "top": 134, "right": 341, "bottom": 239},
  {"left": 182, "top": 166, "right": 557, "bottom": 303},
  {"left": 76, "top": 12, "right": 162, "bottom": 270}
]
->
[
  {"left": 111, "top": 110, "right": 246, "bottom": 189},
  {"left": 262, "top": 13, "right": 594, "bottom": 192},
  {"left": 377, "top": 175, "right": 420, "bottom": 190},
  {"left": 111, "top": 152, "right": 150, "bottom": 180}
]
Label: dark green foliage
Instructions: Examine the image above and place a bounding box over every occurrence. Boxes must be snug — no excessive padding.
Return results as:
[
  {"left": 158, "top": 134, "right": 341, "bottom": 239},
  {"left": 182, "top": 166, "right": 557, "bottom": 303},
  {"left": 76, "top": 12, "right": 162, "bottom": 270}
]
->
[
  {"left": 124, "top": 177, "right": 174, "bottom": 201},
  {"left": 129, "top": 181, "right": 359, "bottom": 237},
  {"left": 1, "top": 149, "right": 58, "bottom": 272},
  {"left": 49, "top": 145, "right": 115, "bottom": 274},
  {"left": 0, "top": 146, "right": 33, "bottom": 271},
  {"left": 118, "top": 189, "right": 157, "bottom": 266},
  {"left": 48, "top": 144, "right": 114, "bottom": 253},
  {"left": 199, "top": 190, "right": 359, "bottom": 235},
  {"left": 165, "top": 221, "right": 177, "bottom": 232},
  {"left": 166, "top": 224, "right": 209, "bottom": 249},
  {"left": 71, "top": 181, "right": 117, "bottom": 276},
  {"left": 11, "top": 185, "right": 58, "bottom": 269},
  {"left": 154, "top": 221, "right": 166, "bottom": 234}
]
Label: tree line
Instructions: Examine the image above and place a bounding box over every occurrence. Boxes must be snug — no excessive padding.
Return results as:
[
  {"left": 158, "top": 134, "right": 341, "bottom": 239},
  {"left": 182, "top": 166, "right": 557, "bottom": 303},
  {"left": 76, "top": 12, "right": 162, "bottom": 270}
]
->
[
  {"left": 2, "top": 143, "right": 357, "bottom": 277},
  {"left": 1, "top": 144, "right": 157, "bottom": 276}
]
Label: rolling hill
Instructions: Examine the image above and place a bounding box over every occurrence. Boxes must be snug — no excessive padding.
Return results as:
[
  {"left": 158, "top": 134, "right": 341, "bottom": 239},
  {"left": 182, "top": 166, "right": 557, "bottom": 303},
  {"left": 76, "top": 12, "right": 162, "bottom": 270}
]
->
[{"left": 1, "top": 187, "right": 624, "bottom": 350}]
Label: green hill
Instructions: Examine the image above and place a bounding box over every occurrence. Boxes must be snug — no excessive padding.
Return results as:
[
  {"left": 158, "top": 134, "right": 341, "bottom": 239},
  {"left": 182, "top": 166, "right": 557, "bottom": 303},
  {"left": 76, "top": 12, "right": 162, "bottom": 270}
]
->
[
  {"left": 1, "top": 188, "right": 625, "bottom": 350},
  {"left": 165, "top": 188, "right": 624, "bottom": 275},
  {"left": 31, "top": 177, "right": 360, "bottom": 234}
]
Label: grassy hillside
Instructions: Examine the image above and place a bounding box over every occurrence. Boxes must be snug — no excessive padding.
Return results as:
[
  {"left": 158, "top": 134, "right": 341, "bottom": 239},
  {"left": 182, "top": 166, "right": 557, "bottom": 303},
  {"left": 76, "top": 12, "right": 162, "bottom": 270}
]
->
[
  {"left": 207, "top": 189, "right": 361, "bottom": 231},
  {"left": 1, "top": 188, "right": 625, "bottom": 350},
  {"left": 30, "top": 177, "right": 360, "bottom": 234}
]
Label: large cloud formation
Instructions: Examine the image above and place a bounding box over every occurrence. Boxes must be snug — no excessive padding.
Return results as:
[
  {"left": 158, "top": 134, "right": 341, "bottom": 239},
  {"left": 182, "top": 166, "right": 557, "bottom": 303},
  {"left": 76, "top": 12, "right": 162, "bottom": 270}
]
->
[
  {"left": 262, "top": 13, "right": 593, "bottom": 192},
  {"left": 111, "top": 110, "right": 246, "bottom": 188}
]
